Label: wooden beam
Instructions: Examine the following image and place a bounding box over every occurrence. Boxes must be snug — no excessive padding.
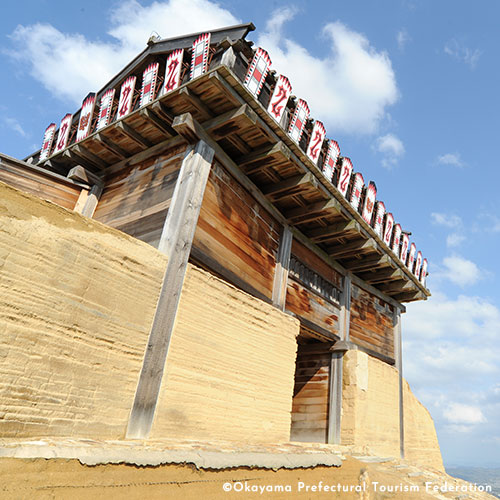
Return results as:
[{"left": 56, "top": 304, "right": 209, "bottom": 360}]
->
[
  {"left": 95, "top": 133, "right": 129, "bottom": 159},
  {"left": 391, "top": 290, "right": 427, "bottom": 302},
  {"left": 116, "top": 121, "right": 153, "bottom": 148},
  {"left": 237, "top": 141, "right": 291, "bottom": 174},
  {"left": 360, "top": 267, "right": 405, "bottom": 284},
  {"left": 67, "top": 165, "right": 102, "bottom": 186},
  {"left": 378, "top": 280, "right": 417, "bottom": 294},
  {"left": 126, "top": 140, "right": 215, "bottom": 439},
  {"left": 342, "top": 254, "right": 391, "bottom": 273},
  {"left": 272, "top": 225, "right": 293, "bottom": 310},
  {"left": 81, "top": 184, "right": 103, "bottom": 218},
  {"left": 261, "top": 172, "right": 318, "bottom": 199},
  {"left": 203, "top": 104, "right": 257, "bottom": 140},
  {"left": 307, "top": 220, "right": 361, "bottom": 243},
  {"left": 285, "top": 199, "right": 343, "bottom": 223},
  {"left": 179, "top": 87, "right": 214, "bottom": 120},
  {"left": 73, "top": 144, "right": 108, "bottom": 170},
  {"left": 140, "top": 107, "right": 175, "bottom": 137},
  {"left": 327, "top": 238, "right": 377, "bottom": 259}
]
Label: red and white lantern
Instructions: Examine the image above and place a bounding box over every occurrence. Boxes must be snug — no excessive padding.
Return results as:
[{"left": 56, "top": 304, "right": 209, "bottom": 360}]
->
[
  {"left": 268, "top": 74, "right": 291, "bottom": 123},
  {"left": 140, "top": 63, "right": 159, "bottom": 107},
  {"left": 306, "top": 120, "right": 326, "bottom": 165},
  {"left": 415, "top": 251, "right": 423, "bottom": 279},
  {"left": 76, "top": 93, "right": 96, "bottom": 142},
  {"left": 362, "top": 182, "right": 377, "bottom": 225},
  {"left": 117, "top": 76, "right": 137, "bottom": 119},
  {"left": 373, "top": 201, "right": 386, "bottom": 237},
  {"left": 96, "top": 89, "right": 115, "bottom": 131},
  {"left": 350, "top": 173, "right": 364, "bottom": 211},
  {"left": 392, "top": 223, "right": 402, "bottom": 256},
  {"left": 190, "top": 33, "right": 210, "bottom": 79},
  {"left": 244, "top": 47, "right": 271, "bottom": 98},
  {"left": 288, "top": 99, "right": 310, "bottom": 143},
  {"left": 337, "top": 157, "right": 353, "bottom": 197},
  {"left": 322, "top": 140, "right": 340, "bottom": 182},
  {"left": 163, "top": 49, "right": 184, "bottom": 94},
  {"left": 39, "top": 123, "right": 56, "bottom": 161},
  {"left": 400, "top": 233, "right": 410, "bottom": 265},
  {"left": 408, "top": 242, "right": 417, "bottom": 272},
  {"left": 53, "top": 114, "right": 73, "bottom": 154},
  {"left": 421, "top": 258, "right": 428, "bottom": 286},
  {"left": 383, "top": 213, "right": 394, "bottom": 247}
]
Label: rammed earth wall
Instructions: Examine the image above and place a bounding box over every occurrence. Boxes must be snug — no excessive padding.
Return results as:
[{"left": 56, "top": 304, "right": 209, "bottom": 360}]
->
[{"left": 0, "top": 181, "right": 299, "bottom": 443}]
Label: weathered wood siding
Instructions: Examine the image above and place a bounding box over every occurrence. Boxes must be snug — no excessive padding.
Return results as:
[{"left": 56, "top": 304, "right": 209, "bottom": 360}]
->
[
  {"left": 349, "top": 284, "right": 395, "bottom": 361},
  {"left": 286, "top": 240, "right": 342, "bottom": 339},
  {"left": 290, "top": 346, "right": 330, "bottom": 443},
  {"left": 93, "top": 144, "right": 187, "bottom": 246},
  {"left": 0, "top": 155, "right": 83, "bottom": 210},
  {"left": 192, "top": 161, "right": 280, "bottom": 301}
]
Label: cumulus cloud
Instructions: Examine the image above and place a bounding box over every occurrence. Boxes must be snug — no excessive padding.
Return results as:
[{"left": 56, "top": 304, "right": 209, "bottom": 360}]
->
[
  {"left": 444, "top": 39, "right": 481, "bottom": 69},
  {"left": 439, "top": 255, "right": 482, "bottom": 287},
  {"left": 436, "top": 152, "right": 465, "bottom": 167},
  {"left": 431, "top": 212, "right": 462, "bottom": 228},
  {"left": 2, "top": 117, "right": 27, "bottom": 137},
  {"left": 8, "top": 0, "right": 240, "bottom": 105},
  {"left": 444, "top": 402, "right": 486, "bottom": 425},
  {"left": 257, "top": 13, "right": 399, "bottom": 134},
  {"left": 446, "top": 233, "right": 465, "bottom": 248},
  {"left": 373, "top": 133, "right": 405, "bottom": 169}
]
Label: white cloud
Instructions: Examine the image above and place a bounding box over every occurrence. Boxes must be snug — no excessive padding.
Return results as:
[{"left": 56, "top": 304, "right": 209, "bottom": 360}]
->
[
  {"left": 436, "top": 152, "right": 465, "bottom": 167},
  {"left": 396, "top": 29, "right": 410, "bottom": 51},
  {"left": 444, "top": 39, "right": 481, "bottom": 69},
  {"left": 440, "top": 255, "right": 481, "bottom": 287},
  {"left": 443, "top": 402, "right": 486, "bottom": 425},
  {"left": 373, "top": 133, "right": 405, "bottom": 169},
  {"left": 431, "top": 212, "right": 462, "bottom": 228},
  {"left": 257, "top": 14, "right": 399, "bottom": 134},
  {"left": 2, "top": 117, "right": 27, "bottom": 137},
  {"left": 446, "top": 232, "right": 465, "bottom": 248},
  {"left": 8, "top": 0, "right": 240, "bottom": 105}
]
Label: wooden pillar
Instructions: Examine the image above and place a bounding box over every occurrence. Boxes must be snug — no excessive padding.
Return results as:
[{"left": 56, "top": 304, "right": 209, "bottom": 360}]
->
[
  {"left": 68, "top": 165, "right": 103, "bottom": 218},
  {"left": 271, "top": 225, "right": 292, "bottom": 311},
  {"left": 394, "top": 308, "right": 405, "bottom": 459},
  {"left": 126, "top": 140, "right": 215, "bottom": 439},
  {"left": 328, "top": 273, "right": 351, "bottom": 444}
]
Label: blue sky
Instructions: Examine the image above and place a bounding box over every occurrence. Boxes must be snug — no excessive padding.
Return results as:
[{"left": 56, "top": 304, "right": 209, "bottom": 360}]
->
[{"left": 1, "top": 0, "right": 499, "bottom": 468}]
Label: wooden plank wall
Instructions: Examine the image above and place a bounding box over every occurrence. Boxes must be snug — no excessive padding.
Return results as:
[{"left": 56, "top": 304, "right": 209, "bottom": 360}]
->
[
  {"left": 0, "top": 156, "right": 83, "bottom": 210},
  {"left": 286, "top": 240, "right": 342, "bottom": 340},
  {"left": 350, "top": 284, "right": 395, "bottom": 361},
  {"left": 290, "top": 345, "right": 331, "bottom": 443},
  {"left": 93, "top": 144, "right": 187, "bottom": 246},
  {"left": 192, "top": 161, "right": 280, "bottom": 301}
]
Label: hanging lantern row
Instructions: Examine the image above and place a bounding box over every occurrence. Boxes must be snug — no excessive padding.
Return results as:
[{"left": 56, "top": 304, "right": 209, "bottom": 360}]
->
[{"left": 37, "top": 33, "right": 428, "bottom": 287}]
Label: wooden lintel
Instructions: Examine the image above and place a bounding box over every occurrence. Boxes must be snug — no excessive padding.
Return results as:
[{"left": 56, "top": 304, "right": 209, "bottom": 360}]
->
[
  {"left": 285, "top": 199, "right": 342, "bottom": 223},
  {"left": 203, "top": 104, "right": 258, "bottom": 139},
  {"left": 73, "top": 144, "right": 108, "bottom": 170},
  {"left": 179, "top": 87, "right": 214, "bottom": 120},
  {"left": 116, "top": 121, "right": 152, "bottom": 148},
  {"left": 262, "top": 172, "right": 317, "bottom": 199},
  {"left": 140, "top": 107, "right": 175, "bottom": 137},
  {"left": 308, "top": 220, "right": 361, "bottom": 243},
  {"left": 342, "top": 254, "right": 392, "bottom": 272},
  {"left": 361, "top": 267, "right": 405, "bottom": 284},
  {"left": 238, "top": 141, "right": 291, "bottom": 174},
  {"left": 95, "top": 133, "right": 129, "bottom": 159},
  {"left": 327, "top": 238, "right": 377, "bottom": 259}
]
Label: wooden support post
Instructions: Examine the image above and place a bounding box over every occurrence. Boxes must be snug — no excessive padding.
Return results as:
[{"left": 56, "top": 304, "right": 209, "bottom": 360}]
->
[
  {"left": 272, "top": 225, "right": 292, "bottom": 311},
  {"left": 81, "top": 184, "right": 103, "bottom": 218},
  {"left": 67, "top": 165, "right": 103, "bottom": 218},
  {"left": 327, "top": 273, "right": 351, "bottom": 445},
  {"left": 394, "top": 308, "right": 405, "bottom": 459},
  {"left": 126, "top": 140, "right": 215, "bottom": 439}
]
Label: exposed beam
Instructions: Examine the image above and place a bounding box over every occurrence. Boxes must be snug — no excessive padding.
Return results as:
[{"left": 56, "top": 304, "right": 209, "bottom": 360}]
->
[
  {"left": 392, "top": 290, "right": 427, "bottom": 302},
  {"left": 327, "top": 238, "right": 377, "bottom": 259},
  {"left": 285, "top": 199, "right": 343, "bottom": 223},
  {"left": 307, "top": 220, "right": 361, "bottom": 243},
  {"left": 378, "top": 280, "right": 417, "bottom": 294},
  {"left": 95, "top": 133, "right": 129, "bottom": 159},
  {"left": 360, "top": 267, "right": 405, "bottom": 284},
  {"left": 261, "top": 172, "right": 318, "bottom": 199},
  {"left": 179, "top": 87, "right": 214, "bottom": 120},
  {"left": 342, "top": 254, "right": 392, "bottom": 273},
  {"left": 140, "top": 107, "right": 176, "bottom": 137},
  {"left": 73, "top": 144, "right": 108, "bottom": 170},
  {"left": 116, "top": 121, "right": 152, "bottom": 148},
  {"left": 62, "top": 149, "right": 101, "bottom": 173},
  {"left": 237, "top": 141, "right": 291, "bottom": 174},
  {"left": 272, "top": 225, "right": 293, "bottom": 310},
  {"left": 203, "top": 104, "right": 257, "bottom": 139}
]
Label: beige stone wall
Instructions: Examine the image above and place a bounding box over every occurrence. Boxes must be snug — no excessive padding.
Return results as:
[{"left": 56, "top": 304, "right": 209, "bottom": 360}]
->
[
  {"left": 341, "top": 349, "right": 444, "bottom": 471},
  {"left": 404, "top": 380, "right": 444, "bottom": 471},
  {"left": 0, "top": 181, "right": 299, "bottom": 443}
]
